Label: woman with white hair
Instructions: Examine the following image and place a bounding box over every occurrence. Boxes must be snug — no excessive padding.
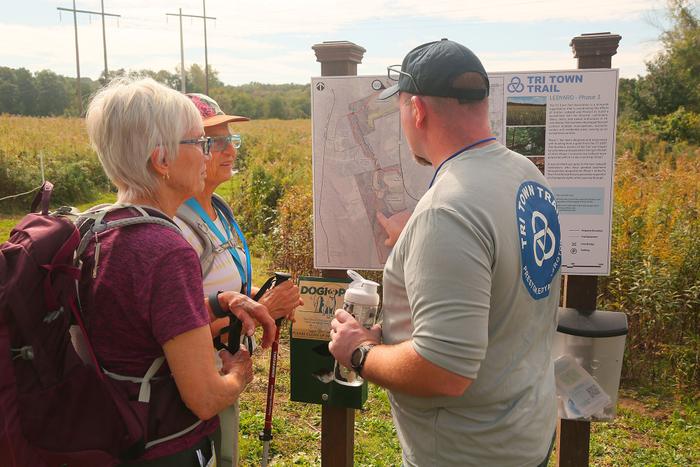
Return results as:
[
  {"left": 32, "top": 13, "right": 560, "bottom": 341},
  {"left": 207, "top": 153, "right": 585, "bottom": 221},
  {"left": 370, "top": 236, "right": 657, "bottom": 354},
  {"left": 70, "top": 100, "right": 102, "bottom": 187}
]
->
[{"left": 81, "top": 77, "right": 276, "bottom": 466}]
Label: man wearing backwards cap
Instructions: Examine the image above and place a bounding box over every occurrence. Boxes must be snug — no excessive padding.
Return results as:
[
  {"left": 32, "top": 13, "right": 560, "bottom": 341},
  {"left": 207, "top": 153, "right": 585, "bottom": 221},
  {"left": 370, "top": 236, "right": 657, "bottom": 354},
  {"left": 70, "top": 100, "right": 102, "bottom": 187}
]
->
[{"left": 330, "top": 39, "right": 561, "bottom": 466}]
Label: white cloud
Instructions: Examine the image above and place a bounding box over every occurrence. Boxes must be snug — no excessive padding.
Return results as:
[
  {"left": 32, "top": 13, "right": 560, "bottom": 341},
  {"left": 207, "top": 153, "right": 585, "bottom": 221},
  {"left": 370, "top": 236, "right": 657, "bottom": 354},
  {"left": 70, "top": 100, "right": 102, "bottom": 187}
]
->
[
  {"left": 42, "top": 0, "right": 664, "bottom": 38},
  {"left": 3, "top": 0, "right": 666, "bottom": 83}
]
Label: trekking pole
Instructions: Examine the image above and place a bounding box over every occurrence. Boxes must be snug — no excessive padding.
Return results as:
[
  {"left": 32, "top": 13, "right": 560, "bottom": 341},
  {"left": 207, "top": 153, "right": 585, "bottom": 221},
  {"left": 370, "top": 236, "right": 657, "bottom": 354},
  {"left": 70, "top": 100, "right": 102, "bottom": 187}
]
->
[{"left": 252, "top": 272, "right": 291, "bottom": 467}]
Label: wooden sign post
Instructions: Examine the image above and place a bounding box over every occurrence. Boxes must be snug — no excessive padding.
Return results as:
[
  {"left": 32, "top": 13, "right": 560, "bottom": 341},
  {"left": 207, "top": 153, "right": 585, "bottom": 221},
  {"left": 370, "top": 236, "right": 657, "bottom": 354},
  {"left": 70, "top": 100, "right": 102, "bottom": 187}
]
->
[
  {"left": 311, "top": 40, "right": 367, "bottom": 467},
  {"left": 557, "top": 32, "right": 622, "bottom": 467}
]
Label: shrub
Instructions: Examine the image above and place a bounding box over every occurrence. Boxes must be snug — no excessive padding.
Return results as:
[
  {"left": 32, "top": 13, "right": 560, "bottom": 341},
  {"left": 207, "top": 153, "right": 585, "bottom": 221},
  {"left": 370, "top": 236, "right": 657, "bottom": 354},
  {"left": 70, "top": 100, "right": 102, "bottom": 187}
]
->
[{"left": 600, "top": 142, "right": 700, "bottom": 392}]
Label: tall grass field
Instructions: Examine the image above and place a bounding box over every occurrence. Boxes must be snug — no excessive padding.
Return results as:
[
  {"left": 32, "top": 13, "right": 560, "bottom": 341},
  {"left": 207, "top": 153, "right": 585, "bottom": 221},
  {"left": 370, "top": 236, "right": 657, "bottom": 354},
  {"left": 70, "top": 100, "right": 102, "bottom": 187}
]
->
[{"left": 1, "top": 115, "right": 698, "bottom": 465}]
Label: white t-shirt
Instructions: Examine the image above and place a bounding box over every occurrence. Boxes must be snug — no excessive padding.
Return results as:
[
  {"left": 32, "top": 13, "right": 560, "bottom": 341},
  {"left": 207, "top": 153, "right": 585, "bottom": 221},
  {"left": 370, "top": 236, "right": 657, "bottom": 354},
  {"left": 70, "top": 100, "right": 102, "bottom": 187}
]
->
[
  {"left": 173, "top": 214, "right": 248, "bottom": 296},
  {"left": 382, "top": 143, "right": 562, "bottom": 466}
]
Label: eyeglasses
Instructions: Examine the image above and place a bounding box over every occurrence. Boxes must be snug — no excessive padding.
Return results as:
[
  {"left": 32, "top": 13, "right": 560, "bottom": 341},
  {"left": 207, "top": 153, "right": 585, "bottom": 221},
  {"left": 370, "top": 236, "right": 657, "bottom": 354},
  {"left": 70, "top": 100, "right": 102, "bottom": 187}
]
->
[
  {"left": 180, "top": 136, "right": 212, "bottom": 158},
  {"left": 387, "top": 64, "right": 422, "bottom": 95},
  {"left": 210, "top": 134, "right": 242, "bottom": 152}
]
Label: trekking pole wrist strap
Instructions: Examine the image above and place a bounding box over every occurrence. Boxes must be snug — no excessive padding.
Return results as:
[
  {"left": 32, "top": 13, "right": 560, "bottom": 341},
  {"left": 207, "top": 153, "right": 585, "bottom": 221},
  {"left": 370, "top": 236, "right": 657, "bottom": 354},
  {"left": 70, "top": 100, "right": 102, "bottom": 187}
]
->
[{"left": 209, "top": 290, "right": 228, "bottom": 319}]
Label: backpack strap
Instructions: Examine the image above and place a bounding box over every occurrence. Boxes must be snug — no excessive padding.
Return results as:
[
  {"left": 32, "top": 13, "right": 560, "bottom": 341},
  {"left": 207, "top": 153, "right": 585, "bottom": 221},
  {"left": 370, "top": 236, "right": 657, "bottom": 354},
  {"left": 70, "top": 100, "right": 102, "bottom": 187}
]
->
[
  {"left": 75, "top": 204, "right": 181, "bottom": 278},
  {"left": 175, "top": 202, "right": 217, "bottom": 277},
  {"left": 176, "top": 196, "right": 251, "bottom": 296},
  {"left": 69, "top": 204, "right": 182, "bottom": 376},
  {"left": 211, "top": 194, "right": 252, "bottom": 297},
  {"left": 102, "top": 357, "right": 204, "bottom": 450},
  {"left": 144, "top": 421, "right": 203, "bottom": 450},
  {"left": 102, "top": 357, "right": 165, "bottom": 403}
]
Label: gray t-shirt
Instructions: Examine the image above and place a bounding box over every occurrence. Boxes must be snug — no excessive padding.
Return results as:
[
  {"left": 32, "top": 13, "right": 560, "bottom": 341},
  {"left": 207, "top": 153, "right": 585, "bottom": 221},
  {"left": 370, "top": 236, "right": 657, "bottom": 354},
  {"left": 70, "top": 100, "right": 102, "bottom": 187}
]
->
[{"left": 382, "top": 142, "right": 562, "bottom": 466}]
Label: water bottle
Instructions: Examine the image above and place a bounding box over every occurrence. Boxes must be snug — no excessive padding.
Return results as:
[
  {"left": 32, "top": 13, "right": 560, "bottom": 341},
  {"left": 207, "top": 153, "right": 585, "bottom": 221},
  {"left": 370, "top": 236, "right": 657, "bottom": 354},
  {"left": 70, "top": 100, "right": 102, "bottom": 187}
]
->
[{"left": 334, "top": 270, "right": 380, "bottom": 387}]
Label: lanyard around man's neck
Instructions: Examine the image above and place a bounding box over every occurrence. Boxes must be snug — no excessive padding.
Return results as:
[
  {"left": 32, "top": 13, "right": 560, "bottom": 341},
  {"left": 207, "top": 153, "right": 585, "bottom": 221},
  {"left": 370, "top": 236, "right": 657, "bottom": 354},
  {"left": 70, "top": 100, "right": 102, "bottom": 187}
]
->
[{"left": 428, "top": 137, "right": 497, "bottom": 188}]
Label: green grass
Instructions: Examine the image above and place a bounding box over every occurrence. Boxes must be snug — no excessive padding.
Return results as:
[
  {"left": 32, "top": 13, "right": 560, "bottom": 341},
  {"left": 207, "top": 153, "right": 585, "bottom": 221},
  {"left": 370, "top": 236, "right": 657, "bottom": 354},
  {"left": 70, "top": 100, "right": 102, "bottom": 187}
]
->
[
  {"left": 0, "top": 216, "right": 17, "bottom": 241},
  {"left": 3, "top": 190, "right": 699, "bottom": 466},
  {"left": 236, "top": 331, "right": 403, "bottom": 467},
  {"left": 587, "top": 392, "right": 699, "bottom": 466},
  {"left": 235, "top": 329, "right": 699, "bottom": 466}
]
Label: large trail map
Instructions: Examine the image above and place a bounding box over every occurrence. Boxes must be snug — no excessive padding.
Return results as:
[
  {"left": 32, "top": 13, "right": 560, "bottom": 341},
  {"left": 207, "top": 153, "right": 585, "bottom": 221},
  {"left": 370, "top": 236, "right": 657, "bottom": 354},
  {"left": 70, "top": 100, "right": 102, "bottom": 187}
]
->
[
  {"left": 312, "top": 76, "right": 431, "bottom": 270},
  {"left": 312, "top": 75, "right": 506, "bottom": 270}
]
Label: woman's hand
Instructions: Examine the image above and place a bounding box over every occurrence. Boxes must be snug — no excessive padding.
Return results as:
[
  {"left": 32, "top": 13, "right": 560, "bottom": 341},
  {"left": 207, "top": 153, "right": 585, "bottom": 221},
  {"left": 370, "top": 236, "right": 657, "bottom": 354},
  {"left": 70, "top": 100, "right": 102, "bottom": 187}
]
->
[
  {"left": 216, "top": 291, "right": 276, "bottom": 348},
  {"left": 257, "top": 280, "right": 304, "bottom": 321},
  {"left": 219, "top": 347, "right": 253, "bottom": 389}
]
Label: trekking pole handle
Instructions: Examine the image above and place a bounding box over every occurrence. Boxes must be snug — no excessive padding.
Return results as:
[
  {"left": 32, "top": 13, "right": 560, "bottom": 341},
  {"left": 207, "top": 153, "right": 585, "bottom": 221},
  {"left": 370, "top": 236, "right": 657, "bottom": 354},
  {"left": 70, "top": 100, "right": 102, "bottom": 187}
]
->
[
  {"left": 227, "top": 273, "right": 292, "bottom": 355},
  {"left": 30, "top": 181, "right": 53, "bottom": 215}
]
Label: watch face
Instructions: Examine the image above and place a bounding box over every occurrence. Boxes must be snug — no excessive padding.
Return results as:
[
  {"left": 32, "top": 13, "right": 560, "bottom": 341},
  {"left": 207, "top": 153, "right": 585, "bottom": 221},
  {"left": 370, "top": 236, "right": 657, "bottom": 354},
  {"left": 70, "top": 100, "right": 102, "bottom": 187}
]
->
[{"left": 351, "top": 347, "right": 363, "bottom": 368}]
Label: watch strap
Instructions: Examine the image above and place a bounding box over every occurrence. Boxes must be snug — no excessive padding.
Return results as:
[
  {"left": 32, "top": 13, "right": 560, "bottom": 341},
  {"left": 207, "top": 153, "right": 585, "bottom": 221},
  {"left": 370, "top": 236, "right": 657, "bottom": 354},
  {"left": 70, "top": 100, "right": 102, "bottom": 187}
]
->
[
  {"left": 208, "top": 290, "right": 228, "bottom": 318},
  {"left": 353, "top": 343, "right": 376, "bottom": 376}
]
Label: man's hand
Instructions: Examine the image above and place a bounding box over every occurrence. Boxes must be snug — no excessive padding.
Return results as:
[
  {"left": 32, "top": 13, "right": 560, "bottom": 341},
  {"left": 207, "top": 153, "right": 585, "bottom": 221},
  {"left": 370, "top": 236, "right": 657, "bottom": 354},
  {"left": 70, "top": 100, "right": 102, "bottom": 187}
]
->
[
  {"left": 328, "top": 309, "right": 381, "bottom": 369},
  {"left": 219, "top": 347, "right": 253, "bottom": 388},
  {"left": 376, "top": 210, "right": 412, "bottom": 247},
  {"left": 217, "top": 291, "right": 276, "bottom": 349},
  {"left": 258, "top": 280, "right": 304, "bottom": 322}
]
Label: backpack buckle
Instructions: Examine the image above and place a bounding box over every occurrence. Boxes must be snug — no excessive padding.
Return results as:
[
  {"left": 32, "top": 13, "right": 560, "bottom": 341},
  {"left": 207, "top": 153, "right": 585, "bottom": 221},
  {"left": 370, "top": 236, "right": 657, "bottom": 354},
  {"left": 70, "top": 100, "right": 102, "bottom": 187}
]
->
[{"left": 11, "top": 346, "right": 34, "bottom": 360}]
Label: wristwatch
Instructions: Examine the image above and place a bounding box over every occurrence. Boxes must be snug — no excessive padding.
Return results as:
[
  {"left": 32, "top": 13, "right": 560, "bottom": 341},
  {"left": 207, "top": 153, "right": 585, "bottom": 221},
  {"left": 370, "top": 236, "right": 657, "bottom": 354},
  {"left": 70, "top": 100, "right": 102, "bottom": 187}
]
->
[{"left": 350, "top": 344, "right": 375, "bottom": 376}]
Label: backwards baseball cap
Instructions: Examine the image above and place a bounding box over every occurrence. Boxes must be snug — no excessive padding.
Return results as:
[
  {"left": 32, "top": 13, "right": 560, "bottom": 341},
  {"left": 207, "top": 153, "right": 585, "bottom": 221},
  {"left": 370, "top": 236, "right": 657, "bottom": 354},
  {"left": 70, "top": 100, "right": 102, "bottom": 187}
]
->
[
  {"left": 186, "top": 93, "right": 249, "bottom": 127},
  {"left": 378, "top": 38, "right": 489, "bottom": 101}
]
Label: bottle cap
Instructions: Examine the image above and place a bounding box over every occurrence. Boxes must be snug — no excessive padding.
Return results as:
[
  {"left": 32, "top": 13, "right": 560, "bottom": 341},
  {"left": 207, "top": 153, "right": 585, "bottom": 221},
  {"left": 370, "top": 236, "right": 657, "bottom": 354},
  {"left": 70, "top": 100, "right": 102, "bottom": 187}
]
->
[{"left": 347, "top": 269, "right": 379, "bottom": 295}]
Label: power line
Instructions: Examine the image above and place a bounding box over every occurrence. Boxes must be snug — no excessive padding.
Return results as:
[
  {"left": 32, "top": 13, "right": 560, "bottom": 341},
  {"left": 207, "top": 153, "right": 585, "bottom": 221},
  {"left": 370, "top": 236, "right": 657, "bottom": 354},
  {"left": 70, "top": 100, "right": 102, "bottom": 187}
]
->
[
  {"left": 166, "top": 3, "right": 216, "bottom": 94},
  {"left": 57, "top": 1, "right": 121, "bottom": 114}
]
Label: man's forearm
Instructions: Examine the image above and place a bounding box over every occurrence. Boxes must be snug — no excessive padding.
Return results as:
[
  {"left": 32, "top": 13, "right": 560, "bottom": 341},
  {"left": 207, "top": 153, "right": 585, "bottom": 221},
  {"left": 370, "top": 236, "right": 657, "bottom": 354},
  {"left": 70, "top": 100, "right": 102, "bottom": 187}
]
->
[{"left": 361, "top": 340, "right": 472, "bottom": 398}]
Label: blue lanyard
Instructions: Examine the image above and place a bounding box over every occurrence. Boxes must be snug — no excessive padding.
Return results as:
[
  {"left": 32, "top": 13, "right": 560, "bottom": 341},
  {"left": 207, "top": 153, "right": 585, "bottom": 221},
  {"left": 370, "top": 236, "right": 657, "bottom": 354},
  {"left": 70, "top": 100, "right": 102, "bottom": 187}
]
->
[
  {"left": 428, "top": 137, "right": 497, "bottom": 188},
  {"left": 184, "top": 198, "right": 252, "bottom": 297}
]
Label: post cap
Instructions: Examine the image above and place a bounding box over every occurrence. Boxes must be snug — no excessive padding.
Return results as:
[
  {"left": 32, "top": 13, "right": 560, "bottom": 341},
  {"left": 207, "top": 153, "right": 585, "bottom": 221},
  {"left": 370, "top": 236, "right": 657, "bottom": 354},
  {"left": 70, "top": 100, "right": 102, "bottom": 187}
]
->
[
  {"left": 312, "top": 41, "right": 366, "bottom": 64},
  {"left": 570, "top": 32, "right": 622, "bottom": 58}
]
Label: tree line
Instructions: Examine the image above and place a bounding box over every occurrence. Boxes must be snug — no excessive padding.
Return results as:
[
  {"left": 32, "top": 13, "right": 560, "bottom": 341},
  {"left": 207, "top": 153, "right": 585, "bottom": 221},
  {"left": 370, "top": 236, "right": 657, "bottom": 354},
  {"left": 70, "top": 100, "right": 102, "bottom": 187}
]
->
[
  {"left": 1, "top": 1, "right": 697, "bottom": 130},
  {"left": 617, "top": 0, "right": 699, "bottom": 144},
  {"left": 0, "top": 63, "right": 310, "bottom": 120}
]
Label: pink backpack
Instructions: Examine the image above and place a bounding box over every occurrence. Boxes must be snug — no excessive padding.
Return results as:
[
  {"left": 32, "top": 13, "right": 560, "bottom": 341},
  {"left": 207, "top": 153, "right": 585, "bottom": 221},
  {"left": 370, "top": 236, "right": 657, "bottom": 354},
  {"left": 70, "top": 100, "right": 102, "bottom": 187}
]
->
[{"left": 0, "top": 183, "right": 200, "bottom": 466}]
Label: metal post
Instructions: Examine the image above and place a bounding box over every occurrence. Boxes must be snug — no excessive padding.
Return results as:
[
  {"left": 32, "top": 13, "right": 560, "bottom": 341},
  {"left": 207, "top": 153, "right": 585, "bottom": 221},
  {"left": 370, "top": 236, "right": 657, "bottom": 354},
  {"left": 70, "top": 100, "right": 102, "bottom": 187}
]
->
[
  {"left": 203, "top": 0, "right": 209, "bottom": 95},
  {"left": 557, "top": 32, "right": 621, "bottom": 467},
  {"left": 72, "top": 0, "right": 81, "bottom": 115},
  {"left": 57, "top": 2, "right": 120, "bottom": 102},
  {"left": 101, "top": 0, "right": 108, "bottom": 77},
  {"left": 166, "top": 8, "right": 215, "bottom": 94},
  {"left": 312, "top": 40, "right": 366, "bottom": 467},
  {"left": 179, "top": 8, "right": 185, "bottom": 92}
]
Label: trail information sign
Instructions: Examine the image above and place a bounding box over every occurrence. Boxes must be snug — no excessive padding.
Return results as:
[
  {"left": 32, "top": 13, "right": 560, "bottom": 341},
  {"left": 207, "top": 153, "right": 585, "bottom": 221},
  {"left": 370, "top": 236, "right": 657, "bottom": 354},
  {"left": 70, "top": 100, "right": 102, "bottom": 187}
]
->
[{"left": 312, "top": 69, "right": 618, "bottom": 275}]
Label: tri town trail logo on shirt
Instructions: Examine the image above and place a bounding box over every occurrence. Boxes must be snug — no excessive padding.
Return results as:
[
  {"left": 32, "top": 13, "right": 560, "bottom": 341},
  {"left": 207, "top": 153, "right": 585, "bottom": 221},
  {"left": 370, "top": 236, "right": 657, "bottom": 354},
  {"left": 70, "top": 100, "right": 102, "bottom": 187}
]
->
[{"left": 515, "top": 181, "right": 561, "bottom": 300}]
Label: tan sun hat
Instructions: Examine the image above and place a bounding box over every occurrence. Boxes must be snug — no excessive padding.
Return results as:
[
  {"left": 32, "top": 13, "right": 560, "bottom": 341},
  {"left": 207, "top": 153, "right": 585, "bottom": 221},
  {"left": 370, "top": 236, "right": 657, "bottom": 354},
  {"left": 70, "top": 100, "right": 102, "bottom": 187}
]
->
[{"left": 186, "top": 93, "right": 249, "bottom": 127}]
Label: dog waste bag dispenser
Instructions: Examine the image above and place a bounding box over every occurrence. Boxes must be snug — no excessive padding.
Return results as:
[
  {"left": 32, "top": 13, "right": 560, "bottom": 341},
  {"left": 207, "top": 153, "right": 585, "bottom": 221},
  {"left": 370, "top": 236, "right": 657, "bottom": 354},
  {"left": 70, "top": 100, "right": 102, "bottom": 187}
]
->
[
  {"left": 289, "top": 276, "right": 367, "bottom": 409},
  {"left": 552, "top": 307, "right": 628, "bottom": 421}
]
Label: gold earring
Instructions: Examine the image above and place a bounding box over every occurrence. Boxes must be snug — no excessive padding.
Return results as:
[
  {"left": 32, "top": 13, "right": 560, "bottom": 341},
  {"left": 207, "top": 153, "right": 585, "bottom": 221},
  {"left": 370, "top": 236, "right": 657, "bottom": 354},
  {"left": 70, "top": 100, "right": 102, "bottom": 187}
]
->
[{"left": 163, "top": 172, "right": 170, "bottom": 181}]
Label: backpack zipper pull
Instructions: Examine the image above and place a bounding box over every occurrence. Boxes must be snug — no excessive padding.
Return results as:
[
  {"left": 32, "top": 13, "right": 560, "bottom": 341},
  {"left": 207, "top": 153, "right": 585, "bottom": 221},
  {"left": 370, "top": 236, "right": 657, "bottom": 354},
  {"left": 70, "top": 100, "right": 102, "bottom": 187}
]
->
[{"left": 92, "top": 232, "right": 101, "bottom": 278}]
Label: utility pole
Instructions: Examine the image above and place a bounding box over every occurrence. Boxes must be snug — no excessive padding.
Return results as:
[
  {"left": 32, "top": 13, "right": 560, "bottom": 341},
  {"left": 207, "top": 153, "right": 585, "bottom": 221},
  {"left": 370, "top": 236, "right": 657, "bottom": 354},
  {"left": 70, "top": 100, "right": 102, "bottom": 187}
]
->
[
  {"left": 57, "top": 1, "right": 120, "bottom": 113},
  {"left": 202, "top": 0, "right": 210, "bottom": 95},
  {"left": 100, "top": 0, "right": 109, "bottom": 77},
  {"left": 166, "top": 6, "right": 215, "bottom": 94},
  {"left": 169, "top": 8, "right": 186, "bottom": 92}
]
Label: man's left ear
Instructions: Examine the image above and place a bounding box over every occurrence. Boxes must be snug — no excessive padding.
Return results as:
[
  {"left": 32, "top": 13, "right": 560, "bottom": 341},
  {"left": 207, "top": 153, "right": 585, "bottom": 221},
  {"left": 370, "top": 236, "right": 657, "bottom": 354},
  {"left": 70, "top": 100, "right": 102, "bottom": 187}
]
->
[{"left": 412, "top": 96, "right": 427, "bottom": 128}]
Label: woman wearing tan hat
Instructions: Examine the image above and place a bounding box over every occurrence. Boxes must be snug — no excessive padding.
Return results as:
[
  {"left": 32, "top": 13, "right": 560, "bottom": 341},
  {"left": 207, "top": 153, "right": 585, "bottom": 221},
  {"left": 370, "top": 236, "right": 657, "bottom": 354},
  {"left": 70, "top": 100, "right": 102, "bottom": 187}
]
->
[{"left": 175, "top": 93, "right": 302, "bottom": 466}]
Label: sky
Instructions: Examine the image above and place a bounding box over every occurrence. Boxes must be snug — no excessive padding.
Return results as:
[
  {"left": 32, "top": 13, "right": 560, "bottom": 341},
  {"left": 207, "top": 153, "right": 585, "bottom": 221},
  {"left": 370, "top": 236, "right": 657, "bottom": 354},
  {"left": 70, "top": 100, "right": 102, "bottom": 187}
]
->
[{"left": 0, "top": 0, "right": 676, "bottom": 86}]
